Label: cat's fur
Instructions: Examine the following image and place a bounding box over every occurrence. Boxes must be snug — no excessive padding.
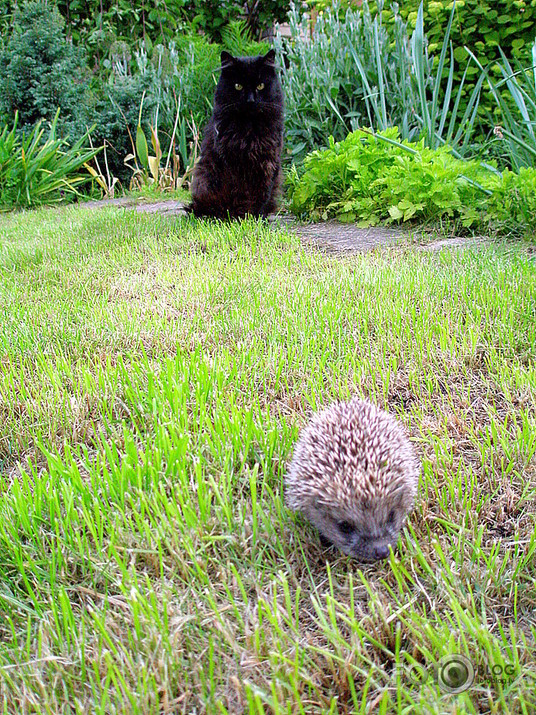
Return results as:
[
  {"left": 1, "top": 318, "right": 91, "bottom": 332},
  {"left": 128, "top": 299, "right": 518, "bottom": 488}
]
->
[{"left": 189, "top": 49, "right": 284, "bottom": 219}]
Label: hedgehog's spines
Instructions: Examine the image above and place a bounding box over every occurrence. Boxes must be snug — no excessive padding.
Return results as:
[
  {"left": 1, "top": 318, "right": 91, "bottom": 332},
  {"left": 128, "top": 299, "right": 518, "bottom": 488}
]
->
[{"left": 285, "top": 397, "right": 420, "bottom": 561}]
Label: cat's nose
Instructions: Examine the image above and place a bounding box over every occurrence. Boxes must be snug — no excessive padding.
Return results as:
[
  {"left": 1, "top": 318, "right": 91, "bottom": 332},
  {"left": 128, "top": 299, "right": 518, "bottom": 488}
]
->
[{"left": 247, "top": 91, "right": 255, "bottom": 103}]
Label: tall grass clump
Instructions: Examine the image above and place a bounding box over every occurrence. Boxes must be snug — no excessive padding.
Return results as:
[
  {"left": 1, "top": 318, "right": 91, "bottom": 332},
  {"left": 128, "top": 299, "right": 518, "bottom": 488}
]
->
[
  {"left": 469, "top": 38, "right": 536, "bottom": 170},
  {"left": 0, "top": 112, "right": 97, "bottom": 210}
]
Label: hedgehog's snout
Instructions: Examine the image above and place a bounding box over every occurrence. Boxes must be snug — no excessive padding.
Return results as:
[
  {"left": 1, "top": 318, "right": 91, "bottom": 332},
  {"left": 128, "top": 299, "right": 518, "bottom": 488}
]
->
[
  {"left": 372, "top": 543, "right": 390, "bottom": 560},
  {"left": 352, "top": 537, "right": 395, "bottom": 562},
  {"left": 347, "top": 528, "right": 398, "bottom": 562}
]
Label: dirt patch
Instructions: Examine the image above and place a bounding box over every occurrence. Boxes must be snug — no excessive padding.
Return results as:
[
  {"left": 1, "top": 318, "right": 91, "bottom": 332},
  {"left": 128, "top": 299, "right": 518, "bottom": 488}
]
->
[{"left": 275, "top": 216, "right": 406, "bottom": 252}]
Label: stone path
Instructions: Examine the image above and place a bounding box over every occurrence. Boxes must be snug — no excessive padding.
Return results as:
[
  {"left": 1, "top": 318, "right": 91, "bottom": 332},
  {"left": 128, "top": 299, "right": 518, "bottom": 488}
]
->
[{"left": 83, "top": 197, "right": 484, "bottom": 253}]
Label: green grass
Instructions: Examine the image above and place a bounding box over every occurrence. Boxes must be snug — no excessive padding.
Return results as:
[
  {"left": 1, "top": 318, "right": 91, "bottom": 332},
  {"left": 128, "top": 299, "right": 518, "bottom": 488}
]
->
[{"left": 0, "top": 204, "right": 535, "bottom": 713}]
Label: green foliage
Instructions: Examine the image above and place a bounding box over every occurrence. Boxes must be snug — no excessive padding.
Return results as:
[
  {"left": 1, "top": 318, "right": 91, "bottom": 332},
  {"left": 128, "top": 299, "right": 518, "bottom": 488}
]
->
[
  {"left": 312, "top": 0, "right": 536, "bottom": 111},
  {"left": 409, "top": 1, "right": 485, "bottom": 155},
  {"left": 187, "top": 0, "right": 290, "bottom": 41},
  {"left": 286, "top": 128, "right": 492, "bottom": 226},
  {"left": 58, "top": 0, "right": 189, "bottom": 68},
  {"left": 0, "top": 0, "right": 14, "bottom": 37},
  {"left": 288, "top": 127, "right": 536, "bottom": 234},
  {"left": 0, "top": 112, "right": 98, "bottom": 210},
  {"left": 402, "top": 0, "right": 536, "bottom": 127},
  {"left": 275, "top": 2, "right": 423, "bottom": 164},
  {"left": 470, "top": 39, "right": 536, "bottom": 170},
  {"left": 0, "top": 1, "right": 91, "bottom": 142},
  {"left": 486, "top": 167, "right": 536, "bottom": 234},
  {"left": 400, "top": 0, "right": 536, "bottom": 67}
]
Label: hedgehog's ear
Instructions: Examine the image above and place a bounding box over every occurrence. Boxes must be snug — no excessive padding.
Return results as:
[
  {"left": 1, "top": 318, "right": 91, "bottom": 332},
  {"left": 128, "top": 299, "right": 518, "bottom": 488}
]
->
[{"left": 220, "top": 50, "right": 235, "bottom": 69}]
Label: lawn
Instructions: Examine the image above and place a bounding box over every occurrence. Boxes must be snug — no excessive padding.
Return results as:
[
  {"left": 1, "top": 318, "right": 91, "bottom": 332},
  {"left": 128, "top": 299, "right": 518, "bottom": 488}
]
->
[{"left": 0, "top": 204, "right": 535, "bottom": 713}]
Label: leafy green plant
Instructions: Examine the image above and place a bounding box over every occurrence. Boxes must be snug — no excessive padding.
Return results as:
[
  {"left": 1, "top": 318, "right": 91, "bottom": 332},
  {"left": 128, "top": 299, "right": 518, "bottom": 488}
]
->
[
  {"left": 122, "top": 92, "right": 200, "bottom": 192},
  {"left": 311, "top": 0, "right": 536, "bottom": 122},
  {"left": 59, "top": 0, "right": 189, "bottom": 69},
  {"left": 486, "top": 167, "right": 536, "bottom": 234},
  {"left": 0, "top": 111, "right": 98, "bottom": 210},
  {"left": 187, "top": 0, "right": 290, "bottom": 41},
  {"left": 403, "top": 0, "right": 536, "bottom": 120},
  {"left": 0, "top": 1, "right": 91, "bottom": 142},
  {"left": 286, "top": 127, "right": 492, "bottom": 226}
]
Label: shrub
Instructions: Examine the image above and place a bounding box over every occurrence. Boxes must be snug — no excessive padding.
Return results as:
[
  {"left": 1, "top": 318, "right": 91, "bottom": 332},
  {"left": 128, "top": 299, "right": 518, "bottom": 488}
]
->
[
  {"left": 399, "top": 0, "right": 536, "bottom": 75},
  {"left": 286, "top": 127, "right": 492, "bottom": 226},
  {"left": 274, "top": 2, "right": 424, "bottom": 163},
  {"left": 0, "top": 1, "right": 91, "bottom": 142},
  {"left": 186, "top": 0, "right": 291, "bottom": 41},
  {"left": 0, "top": 112, "right": 98, "bottom": 210},
  {"left": 486, "top": 167, "right": 536, "bottom": 234}
]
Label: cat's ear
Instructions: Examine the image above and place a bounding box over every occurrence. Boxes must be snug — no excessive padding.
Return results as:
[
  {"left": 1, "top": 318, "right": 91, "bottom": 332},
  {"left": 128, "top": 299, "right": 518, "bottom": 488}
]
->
[
  {"left": 263, "top": 49, "right": 276, "bottom": 67},
  {"left": 220, "top": 50, "right": 235, "bottom": 68}
]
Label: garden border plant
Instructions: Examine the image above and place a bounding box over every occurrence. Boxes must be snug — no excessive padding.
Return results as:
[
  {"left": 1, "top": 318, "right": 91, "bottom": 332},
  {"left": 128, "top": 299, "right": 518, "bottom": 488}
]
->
[{"left": 0, "top": 111, "right": 98, "bottom": 211}]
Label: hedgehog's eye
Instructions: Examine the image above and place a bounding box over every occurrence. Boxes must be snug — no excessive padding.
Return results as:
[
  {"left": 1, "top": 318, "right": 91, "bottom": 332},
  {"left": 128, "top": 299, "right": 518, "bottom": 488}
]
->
[
  {"left": 387, "top": 510, "right": 395, "bottom": 525},
  {"left": 338, "top": 520, "right": 354, "bottom": 535},
  {"left": 234, "top": 83, "right": 243, "bottom": 91},
  {"left": 257, "top": 82, "right": 265, "bottom": 90}
]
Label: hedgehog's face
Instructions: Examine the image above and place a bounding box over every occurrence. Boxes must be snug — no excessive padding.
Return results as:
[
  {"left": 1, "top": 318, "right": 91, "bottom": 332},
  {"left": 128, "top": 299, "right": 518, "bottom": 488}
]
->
[{"left": 302, "top": 490, "right": 413, "bottom": 562}]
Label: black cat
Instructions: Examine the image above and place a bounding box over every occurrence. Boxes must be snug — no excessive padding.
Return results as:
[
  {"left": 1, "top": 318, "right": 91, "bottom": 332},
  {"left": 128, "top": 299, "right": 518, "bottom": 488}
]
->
[{"left": 189, "top": 49, "right": 284, "bottom": 219}]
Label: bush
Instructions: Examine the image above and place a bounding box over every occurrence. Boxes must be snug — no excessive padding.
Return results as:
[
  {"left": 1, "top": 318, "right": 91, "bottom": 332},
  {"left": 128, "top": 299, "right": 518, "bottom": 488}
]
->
[
  {"left": 186, "top": 0, "right": 290, "bottom": 41},
  {"left": 399, "top": 0, "right": 536, "bottom": 76},
  {"left": 286, "top": 127, "right": 492, "bottom": 226},
  {"left": 0, "top": 112, "right": 98, "bottom": 210},
  {"left": 275, "top": 2, "right": 425, "bottom": 163},
  {"left": 0, "top": 1, "right": 91, "bottom": 142},
  {"left": 486, "top": 167, "right": 536, "bottom": 234}
]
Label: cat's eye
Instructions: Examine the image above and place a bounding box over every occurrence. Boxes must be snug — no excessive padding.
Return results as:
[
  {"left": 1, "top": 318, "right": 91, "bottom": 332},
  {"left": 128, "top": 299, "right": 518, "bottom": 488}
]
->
[
  {"left": 234, "top": 83, "right": 243, "bottom": 91},
  {"left": 256, "top": 82, "right": 265, "bottom": 91},
  {"left": 338, "top": 521, "right": 354, "bottom": 535}
]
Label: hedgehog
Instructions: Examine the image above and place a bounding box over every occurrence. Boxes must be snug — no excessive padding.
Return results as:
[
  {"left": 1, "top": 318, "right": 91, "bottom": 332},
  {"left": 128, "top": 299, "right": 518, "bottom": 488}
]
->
[{"left": 285, "top": 398, "right": 420, "bottom": 562}]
